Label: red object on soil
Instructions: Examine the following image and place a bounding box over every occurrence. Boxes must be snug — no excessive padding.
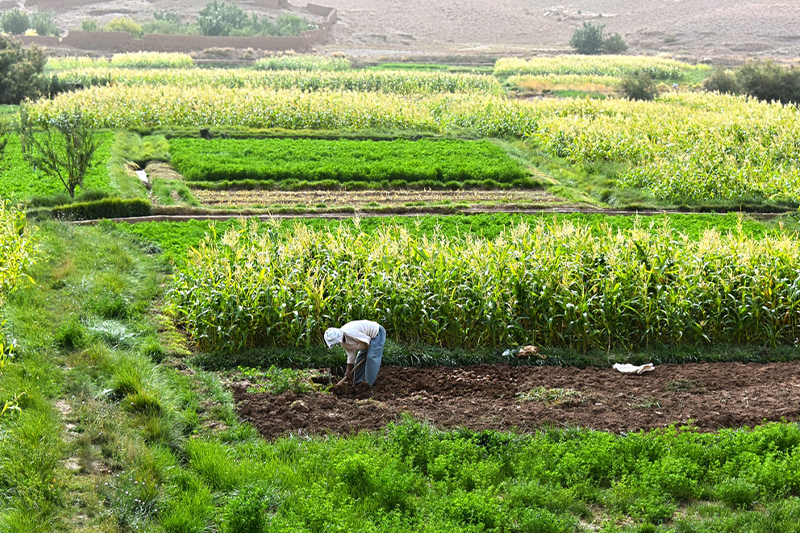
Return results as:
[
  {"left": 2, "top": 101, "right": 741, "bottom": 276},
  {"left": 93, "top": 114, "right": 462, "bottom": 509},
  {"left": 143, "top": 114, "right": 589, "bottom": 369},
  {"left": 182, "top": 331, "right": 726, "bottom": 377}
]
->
[{"left": 232, "top": 361, "right": 800, "bottom": 439}]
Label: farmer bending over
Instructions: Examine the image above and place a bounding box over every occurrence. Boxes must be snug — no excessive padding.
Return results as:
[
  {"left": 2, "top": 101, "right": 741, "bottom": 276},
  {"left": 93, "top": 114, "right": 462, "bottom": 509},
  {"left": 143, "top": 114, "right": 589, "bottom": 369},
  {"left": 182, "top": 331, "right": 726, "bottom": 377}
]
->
[{"left": 324, "top": 320, "right": 386, "bottom": 386}]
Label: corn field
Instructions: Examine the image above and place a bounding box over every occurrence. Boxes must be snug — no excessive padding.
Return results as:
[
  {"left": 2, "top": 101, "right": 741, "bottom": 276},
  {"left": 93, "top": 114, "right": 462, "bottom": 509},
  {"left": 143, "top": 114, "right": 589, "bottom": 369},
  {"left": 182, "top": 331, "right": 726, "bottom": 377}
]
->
[
  {"left": 109, "top": 52, "right": 195, "bottom": 69},
  {"left": 494, "top": 55, "right": 709, "bottom": 80},
  {"left": 26, "top": 87, "right": 800, "bottom": 203},
  {"left": 253, "top": 54, "right": 351, "bottom": 71},
  {"left": 46, "top": 52, "right": 195, "bottom": 70},
  {"left": 54, "top": 67, "right": 505, "bottom": 96},
  {"left": 167, "top": 219, "right": 800, "bottom": 353}
]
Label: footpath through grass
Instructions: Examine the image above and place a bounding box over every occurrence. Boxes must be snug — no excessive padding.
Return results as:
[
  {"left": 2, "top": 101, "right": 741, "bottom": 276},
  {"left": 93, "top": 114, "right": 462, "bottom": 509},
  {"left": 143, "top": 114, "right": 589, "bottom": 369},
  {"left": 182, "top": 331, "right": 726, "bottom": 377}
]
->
[{"left": 2, "top": 220, "right": 800, "bottom": 531}]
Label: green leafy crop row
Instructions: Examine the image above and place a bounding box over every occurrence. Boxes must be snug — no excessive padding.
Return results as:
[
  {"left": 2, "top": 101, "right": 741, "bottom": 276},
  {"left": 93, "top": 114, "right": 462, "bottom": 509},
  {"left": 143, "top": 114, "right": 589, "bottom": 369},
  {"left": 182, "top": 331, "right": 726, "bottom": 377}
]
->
[{"left": 168, "top": 137, "right": 529, "bottom": 186}]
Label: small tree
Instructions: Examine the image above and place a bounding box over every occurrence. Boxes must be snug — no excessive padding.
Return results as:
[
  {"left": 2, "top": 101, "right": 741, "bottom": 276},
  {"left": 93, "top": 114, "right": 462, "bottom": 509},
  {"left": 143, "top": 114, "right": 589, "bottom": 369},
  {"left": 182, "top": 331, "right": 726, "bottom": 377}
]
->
[
  {"left": 736, "top": 59, "right": 800, "bottom": 104},
  {"left": 104, "top": 17, "right": 143, "bottom": 38},
  {"left": 603, "top": 33, "right": 628, "bottom": 53},
  {"left": 703, "top": 68, "right": 740, "bottom": 95},
  {"left": 19, "top": 106, "right": 103, "bottom": 199},
  {"left": 1, "top": 8, "right": 30, "bottom": 35},
  {"left": 619, "top": 72, "right": 658, "bottom": 101},
  {"left": 197, "top": 1, "right": 249, "bottom": 36},
  {"left": 570, "top": 21, "right": 605, "bottom": 55},
  {"left": 0, "top": 34, "right": 47, "bottom": 104},
  {"left": 30, "top": 11, "right": 60, "bottom": 37}
]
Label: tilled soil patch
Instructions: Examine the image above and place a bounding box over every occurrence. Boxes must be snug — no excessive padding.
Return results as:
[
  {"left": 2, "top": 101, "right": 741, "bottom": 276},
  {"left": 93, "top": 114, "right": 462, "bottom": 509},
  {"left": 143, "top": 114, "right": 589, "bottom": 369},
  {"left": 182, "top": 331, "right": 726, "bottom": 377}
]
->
[{"left": 232, "top": 361, "right": 800, "bottom": 439}]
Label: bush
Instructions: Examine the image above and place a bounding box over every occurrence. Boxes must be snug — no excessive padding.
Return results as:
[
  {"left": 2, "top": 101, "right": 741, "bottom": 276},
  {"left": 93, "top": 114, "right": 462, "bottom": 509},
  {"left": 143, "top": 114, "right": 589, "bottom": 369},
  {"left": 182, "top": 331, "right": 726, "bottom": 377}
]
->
[
  {"left": 0, "top": 34, "right": 46, "bottom": 104},
  {"left": 81, "top": 20, "right": 98, "bottom": 32},
  {"left": 570, "top": 22, "right": 628, "bottom": 55},
  {"left": 104, "top": 17, "right": 143, "bottom": 37},
  {"left": 30, "top": 11, "right": 59, "bottom": 37},
  {"left": 31, "top": 198, "right": 152, "bottom": 221},
  {"left": 221, "top": 485, "right": 279, "bottom": 533},
  {"left": 569, "top": 22, "right": 605, "bottom": 55},
  {"left": 737, "top": 59, "right": 800, "bottom": 104},
  {"left": 275, "top": 13, "right": 313, "bottom": 36},
  {"left": 716, "top": 478, "right": 759, "bottom": 509},
  {"left": 197, "top": 1, "right": 248, "bottom": 36},
  {"left": 619, "top": 72, "right": 658, "bottom": 101},
  {"left": 703, "top": 68, "right": 740, "bottom": 94},
  {"left": 1, "top": 8, "right": 29, "bottom": 35},
  {"left": 603, "top": 33, "right": 628, "bottom": 53}
]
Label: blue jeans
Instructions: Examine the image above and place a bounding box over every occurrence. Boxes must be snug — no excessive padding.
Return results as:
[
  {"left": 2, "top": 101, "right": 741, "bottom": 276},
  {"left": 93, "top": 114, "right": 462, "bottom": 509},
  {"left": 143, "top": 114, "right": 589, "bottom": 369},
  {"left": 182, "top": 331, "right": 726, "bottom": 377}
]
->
[{"left": 353, "top": 325, "right": 385, "bottom": 385}]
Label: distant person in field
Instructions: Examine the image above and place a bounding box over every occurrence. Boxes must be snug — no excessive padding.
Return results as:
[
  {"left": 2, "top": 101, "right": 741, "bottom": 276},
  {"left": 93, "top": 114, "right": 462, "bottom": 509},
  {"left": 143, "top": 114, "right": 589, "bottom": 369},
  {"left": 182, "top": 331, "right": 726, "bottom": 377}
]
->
[{"left": 325, "top": 320, "right": 386, "bottom": 386}]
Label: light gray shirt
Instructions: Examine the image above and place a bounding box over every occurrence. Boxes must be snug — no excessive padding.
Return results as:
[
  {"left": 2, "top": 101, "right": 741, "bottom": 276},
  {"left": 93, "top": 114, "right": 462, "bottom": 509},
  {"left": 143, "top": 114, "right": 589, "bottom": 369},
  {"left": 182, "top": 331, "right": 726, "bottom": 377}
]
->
[{"left": 340, "top": 320, "right": 380, "bottom": 364}]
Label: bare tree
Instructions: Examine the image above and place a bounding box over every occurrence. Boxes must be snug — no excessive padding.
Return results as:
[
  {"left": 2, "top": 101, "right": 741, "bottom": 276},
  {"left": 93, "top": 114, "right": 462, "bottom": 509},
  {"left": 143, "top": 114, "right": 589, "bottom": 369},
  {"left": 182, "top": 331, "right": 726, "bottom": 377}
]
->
[{"left": 19, "top": 105, "right": 102, "bottom": 199}]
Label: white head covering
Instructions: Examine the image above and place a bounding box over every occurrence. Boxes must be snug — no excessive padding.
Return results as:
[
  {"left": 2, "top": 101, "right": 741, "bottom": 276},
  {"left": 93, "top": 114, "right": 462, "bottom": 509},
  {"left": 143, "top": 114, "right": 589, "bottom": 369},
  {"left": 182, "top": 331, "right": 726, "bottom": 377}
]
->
[{"left": 324, "top": 327, "right": 343, "bottom": 348}]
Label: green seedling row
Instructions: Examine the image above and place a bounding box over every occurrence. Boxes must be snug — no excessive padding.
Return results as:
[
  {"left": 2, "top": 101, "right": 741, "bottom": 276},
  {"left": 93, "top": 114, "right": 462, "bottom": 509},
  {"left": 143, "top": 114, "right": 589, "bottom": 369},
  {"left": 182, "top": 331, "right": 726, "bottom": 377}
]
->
[
  {"left": 169, "top": 137, "right": 529, "bottom": 185},
  {"left": 167, "top": 218, "right": 800, "bottom": 354}
]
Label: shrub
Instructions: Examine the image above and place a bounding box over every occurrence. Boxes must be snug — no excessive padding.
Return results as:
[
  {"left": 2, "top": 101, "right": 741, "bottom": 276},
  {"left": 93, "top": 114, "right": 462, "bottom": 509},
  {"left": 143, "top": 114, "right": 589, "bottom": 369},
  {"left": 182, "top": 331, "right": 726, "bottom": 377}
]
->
[
  {"left": 197, "top": 1, "right": 248, "bottom": 36},
  {"left": 1, "top": 8, "right": 29, "bottom": 35},
  {"left": 0, "top": 34, "right": 46, "bottom": 104},
  {"left": 619, "top": 72, "right": 658, "bottom": 100},
  {"left": 81, "top": 20, "right": 98, "bottom": 32},
  {"left": 104, "top": 17, "right": 143, "bottom": 38},
  {"left": 221, "top": 485, "right": 279, "bottom": 533},
  {"left": 716, "top": 477, "right": 759, "bottom": 509},
  {"left": 47, "top": 198, "right": 152, "bottom": 220},
  {"left": 569, "top": 22, "right": 605, "bottom": 55},
  {"left": 703, "top": 68, "right": 740, "bottom": 94},
  {"left": 737, "top": 59, "right": 800, "bottom": 104},
  {"left": 30, "top": 11, "right": 59, "bottom": 37},
  {"left": 275, "top": 13, "right": 313, "bottom": 36},
  {"left": 603, "top": 33, "right": 628, "bottom": 53}
]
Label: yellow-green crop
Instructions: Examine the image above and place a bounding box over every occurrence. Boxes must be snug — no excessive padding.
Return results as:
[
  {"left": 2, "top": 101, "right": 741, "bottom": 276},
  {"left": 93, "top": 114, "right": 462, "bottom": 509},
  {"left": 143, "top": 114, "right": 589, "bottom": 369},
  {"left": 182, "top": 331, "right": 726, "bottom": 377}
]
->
[
  {"left": 0, "top": 200, "right": 37, "bottom": 305},
  {"left": 167, "top": 218, "right": 800, "bottom": 353},
  {"left": 54, "top": 67, "right": 505, "bottom": 96},
  {"left": 494, "top": 55, "right": 709, "bottom": 80}
]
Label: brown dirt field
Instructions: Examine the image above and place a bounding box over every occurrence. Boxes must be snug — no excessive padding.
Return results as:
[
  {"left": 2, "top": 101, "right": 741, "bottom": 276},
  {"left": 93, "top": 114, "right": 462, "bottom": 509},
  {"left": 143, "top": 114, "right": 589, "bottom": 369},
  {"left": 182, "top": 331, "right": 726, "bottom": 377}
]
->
[
  {"left": 232, "top": 360, "right": 800, "bottom": 439},
  {"left": 191, "top": 188, "right": 567, "bottom": 209},
  {"left": 322, "top": 0, "right": 800, "bottom": 60}
]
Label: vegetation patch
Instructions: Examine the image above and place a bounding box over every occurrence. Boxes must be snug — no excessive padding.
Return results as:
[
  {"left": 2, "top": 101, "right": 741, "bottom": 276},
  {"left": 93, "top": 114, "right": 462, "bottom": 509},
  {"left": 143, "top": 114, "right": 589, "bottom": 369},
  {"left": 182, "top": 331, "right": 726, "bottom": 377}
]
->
[
  {"left": 517, "top": 386, "right": 584, "bottom": 405},
  {"left": 494, "top": 55, "right": 709, "bottom": 80},
  {"left": 169, "top": 137, "right": 530, "bottom": 188}
]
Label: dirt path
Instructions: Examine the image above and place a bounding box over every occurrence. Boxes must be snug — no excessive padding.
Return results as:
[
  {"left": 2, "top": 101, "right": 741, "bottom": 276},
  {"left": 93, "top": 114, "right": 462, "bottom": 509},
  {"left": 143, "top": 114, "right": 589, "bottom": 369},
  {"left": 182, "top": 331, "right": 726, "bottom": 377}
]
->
[{"left": 232, "top": 361, "right": 800, "bottom": 438}]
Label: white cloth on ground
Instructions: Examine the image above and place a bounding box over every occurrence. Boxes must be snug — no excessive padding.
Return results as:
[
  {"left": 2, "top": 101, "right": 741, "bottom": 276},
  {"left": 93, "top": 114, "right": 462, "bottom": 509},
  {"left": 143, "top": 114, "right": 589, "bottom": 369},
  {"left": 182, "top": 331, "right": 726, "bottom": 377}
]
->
[{"left": 613, "top": 363, "right": 655, "bottom": 374}]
